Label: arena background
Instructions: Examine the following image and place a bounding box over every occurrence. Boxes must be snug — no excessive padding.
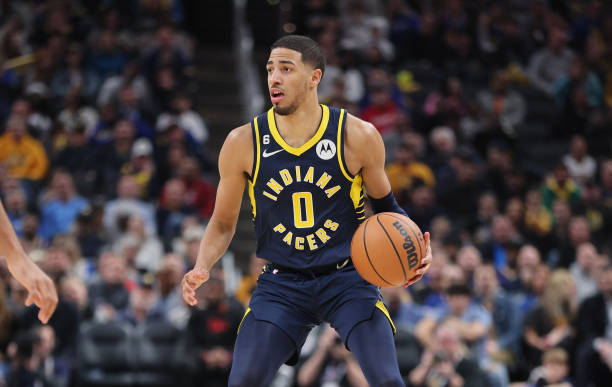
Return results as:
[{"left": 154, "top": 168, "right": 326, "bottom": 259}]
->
[{"left": 0, "top": 0, "right": 611, "bottom": 386}]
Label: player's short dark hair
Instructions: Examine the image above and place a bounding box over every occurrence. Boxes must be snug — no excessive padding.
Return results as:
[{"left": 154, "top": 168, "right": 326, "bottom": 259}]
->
[{"left": 271, "top": 35, "right": 326, "bottom": 75}]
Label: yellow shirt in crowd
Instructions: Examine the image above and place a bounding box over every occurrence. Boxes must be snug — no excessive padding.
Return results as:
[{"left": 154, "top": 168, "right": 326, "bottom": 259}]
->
[{"left": 0, "top": 133, "right": 49, "bottom": 180}]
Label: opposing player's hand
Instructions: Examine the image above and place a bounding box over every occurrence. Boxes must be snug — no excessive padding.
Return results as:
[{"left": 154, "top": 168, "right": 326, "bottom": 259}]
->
[
  {"left": 404, "top": 232, "right": 432, "bottom": 287},
  {"left": 182, "top": 267, "right": 209, "bottom": 306},
  {"left": 7, "top": 253, "right": 58, "bottom": 324}
]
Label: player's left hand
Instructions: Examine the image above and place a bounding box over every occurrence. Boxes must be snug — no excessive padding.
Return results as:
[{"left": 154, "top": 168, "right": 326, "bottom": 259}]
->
[
  {"left": 7, "top": 253, "right": 58, "bottom": 323},
  {"left": 404, "top": 231, "right": 432, "bottom": 288}
]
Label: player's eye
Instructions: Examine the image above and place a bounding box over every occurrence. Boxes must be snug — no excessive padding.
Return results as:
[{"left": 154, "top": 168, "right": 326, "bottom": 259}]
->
[
  {"left": 283, "top": 67, "right": 291, "bottom": 73},
  {"left": 266, "top": 68, "right": 273, "bottom": 74}
]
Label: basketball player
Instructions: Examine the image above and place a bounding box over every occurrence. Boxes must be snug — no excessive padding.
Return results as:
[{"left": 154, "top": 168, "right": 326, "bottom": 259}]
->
[
  {"left": 182, "top": 35, "right": 432, "bottom": 386},
  {"left": 0, "top": 201, "right": 58, "bottom": 323}
]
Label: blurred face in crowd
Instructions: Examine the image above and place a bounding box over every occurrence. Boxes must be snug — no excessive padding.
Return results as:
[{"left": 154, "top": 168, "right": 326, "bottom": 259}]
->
[
  {"left": 156, "top": 26, "right": 174, "bottom": 48},
  {"left": 411, "top": 185, "right": 434, "bottom": 210},
  {"left": 531, "top": 264, "right": 550, "bottom": 295},
  {"left": 394, "top": 143, "right": 415, "bottom": 165},
  {"left": 569, "top": 216, "right": 590, "bottom": 246},
  {"left": 99, "top": 253, "right": 126, "bottom": 286},
  {"left": 505, "top": 197, "right": 524, "bottom": 225},
  {"left": 178, "top": 158, "right": 200, "bottom": 182},
  {"left": 548, "top": 28, "right": 567, "bottom": 51},
  {"left": 7, "top": 116, "right": 27, "bottom": 139},
  {"left": 434, "top": 323, "right": 461, "bottom": 358},
  {"left": 570, "top": 135, "right": 588, "bottom": 160},
  {"left": 552, "top": 164, "right": 569, "bottom": 184},
  {"left": 10, "top": 99, "right": 30, "bottom": 118},
  {"left": 163, "top": 179, "right": 186, "bottom": 209},
  {"left": 456, "top": 245, "right": 482, "bottom": 277},
  {"left": 576, "top": 243, "right": 599, "bottom": 272},
  {"left": 130, "top": 284, "right": 157, "bottom": 317},
  {"left": 117, "top": 176, "right": 139, "bottom": 199},
  {"left": 60, "top": 277, "right": 88, "bottom": 310},
  {"left": 601, "top": 160, "right": 612, "bottom": 190},
  {"left": 52, "top": 172, "right": 74, "bottom": 201},
  {"left": 157, "top": 254, "right": 184, "bottom": 293},
  {"left": 552, "top": 200, "right": 571, "bottom": 226},
  {"left": 478, "top": 193, "right": 498, "bottom": 220},
  {"left": 267, "top": 47, "right": 320, "bottom": 116},
  {"left": 427, "top": 252, "right": 449, "bottom": 291},
  {"left": 113, "top": 120, "right": 135, "bottom": 143},
  {"left": 198, "top": 270, "right": 225, "bottom": 307},
  {"left": 598, "top": 267, "right": 612, "bottom": 298},
  {"left": 491, "top": 215, "right": 513, "bottom": 244},
  {"left": 43, "top": 246, "right": 71, "bottom": 280},
  {"left": 35, "top": 325, "right": 56, "bottom": 358},
  {"left": 447, "top": 292, "right": 470, "bottom": 316},
  {"left": 525, "top": 189, "right": 542, "bottom": 210},
  {"left": 473, "top": 265, "right": 498, "bottom": 297},
  {"left": 491, "top": 71, "right": 509, "bottom": 94},
  {"left": 4, "top": 188, "right": 26, "bottom": 214}
]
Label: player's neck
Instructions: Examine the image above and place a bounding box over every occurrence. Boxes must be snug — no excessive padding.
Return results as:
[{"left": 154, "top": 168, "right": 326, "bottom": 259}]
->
[{"left": 274, "top": 98, "right": 322, "bottom": 142}]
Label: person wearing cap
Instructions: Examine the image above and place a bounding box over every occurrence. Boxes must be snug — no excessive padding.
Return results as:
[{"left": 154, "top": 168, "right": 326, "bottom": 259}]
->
[{"left": 120, "top": 137, "right": 159, "bottom": 199}]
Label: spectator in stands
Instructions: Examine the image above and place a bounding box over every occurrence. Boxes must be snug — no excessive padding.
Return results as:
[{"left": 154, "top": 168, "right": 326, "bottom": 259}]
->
[
  {"left": 386, "top": 140, "right": 435, "bottom": 205},
  {"left": 411, "top": 251, "right": 450, "bottom": 308},
  {"left": 381, "top": 286, "right": 427, "bottom": 331},
  {"left": 124, "top": 215, "right": 163, "bottom": 273},
  {"left": 570, "top": 242, "right": 604, "bottom": 305},
  {"left": 297, "top": 325, "right": 368, "bottom": 387},
  {"left": 151, "top": 254, "right": 189, "bottom": 329},
  {"left": 578, "top": 180, "right": 611, "bottom": 246},
  {"left": 524, "top": 188, "right": 553, "bottom": 248},
  {"left": 3, "top": 187, "right": 27, "bottom": 237},
  {"left": 469, "top": 192, "right": 499, "bottom": 244},
  {"left": 97, "top": 60, "right": 151, "bottom": 109},
  {"left": 103, "top": 175, "right": 156, "bottom": 242},
  {"left": 120, "top": 138, "right": 159, "bottom": 200},
  {"left": 56, "top": 92, "right": 99, "bottom": 139},
  {"left": 175, "top": 157, "right": 215, "bottom": 220},
  {"left": 91, "top": 119, "right": 137, "bottom": 197},
  {"left": 186, "top": 269, "right": 243, "bottom": 387},
  {"left": 541, "top": 162, "right": 581, "bottom": 211},
  {"left": 0, "top": 116, "right": 49, "bottom": 183},
  {"left": 156, "top": 93, "right": 209, "bottom": 146},
  {"left": 87, "top": 252, "right": 129, "bottom": 322},
  {"left": 73, "top": 204, "right": 107, "bottom": 260},
  {"left": 438, "top": 147, "right": 484, "bottom": 221},
  {"left": 156, "top": 178, "right": 196, "bottom": 250},
  {"left": 522, "top": 269, "right": 575, "bottom": 373},
  {"left": 235, "top": 253, "right": 266, "bottom": 307},
  {"left": 477, "top": 70, "right": 526, "bottom": 139},
  {"left": 50, "top": 42, "right": 99, "bottom": 101},
  {"left": 473, "top": 264, "right": 522, "bottom": 362},
  {"left": 38, "top": 170, "right": 89, "bottom": 242},
  {"left": 18, "top": 214, "right": 44, "bottom": 254},
  {"left": 556, "top": 215, "right": 591, "bottom": 268},
  {"left": 88, "top": 30, "right": 126, "bottom": 80},
  {"left": 4, "top": 331, "right": 45, "bottom": 387},
  {"left": 59, "top": 276, "right": 92, "bottom": 321},
  {"left": 409, "top": 321, "right": 490, "bottom": 387},
  {"left": 554, "top": 57, "right": 603, "bottom": 110},
  {"left": 117, "top": 273, "right": 164, "bottom": 326},
  {"left": 527, "top": 27, "right": 575, "bottom": 95},
  {"left": 143, "top": 24, "right": 188, "bottom": 82},
  {"left": 575, "top": 265, "right": 612, "bottom": 387},
  {"left": 527, "top": 348, "right": 573, "bottom": 387},
  {"left": 404, "top": 183, "right": 444, "bottom": 233},
  {"left": 360, "top": 82, "right": 401, "bottom": 135},
  {"left": 33, "top": 324, "right": 70, "bottom": 387},
  {"left": 456, "top": 245, "right": 482, "bottom": 286},
  {"left": 53, "top": 125, "right": 94, "bottom": 196},
  {"left": 505, "top": 197, "right": 526, "bottom": 238}
]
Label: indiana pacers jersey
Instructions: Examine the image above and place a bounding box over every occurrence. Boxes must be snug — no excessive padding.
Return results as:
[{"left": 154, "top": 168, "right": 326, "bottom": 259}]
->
[{"left": 248, "top": 105, "right": 365, "bottom": 269}]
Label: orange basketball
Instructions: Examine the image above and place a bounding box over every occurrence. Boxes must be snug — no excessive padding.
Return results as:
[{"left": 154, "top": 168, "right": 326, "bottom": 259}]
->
[{"left": 350, "top": 212, "right": 425, "bottom": 287}]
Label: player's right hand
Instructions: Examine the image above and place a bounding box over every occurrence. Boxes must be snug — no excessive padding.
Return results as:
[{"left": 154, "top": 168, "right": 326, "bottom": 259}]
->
[{"left": 181, "top": 267, "right": 209, "bottom": 306}]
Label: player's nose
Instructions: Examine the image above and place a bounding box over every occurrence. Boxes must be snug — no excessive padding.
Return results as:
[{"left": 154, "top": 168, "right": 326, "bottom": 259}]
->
[{"left": 268, "top": 69, "right": 282, "bottom": 84}]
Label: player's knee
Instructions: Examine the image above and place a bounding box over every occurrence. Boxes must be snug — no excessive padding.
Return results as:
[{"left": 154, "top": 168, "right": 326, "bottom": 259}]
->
[{"left": 228, "top": 368, "right": 266, "bottom": 387}]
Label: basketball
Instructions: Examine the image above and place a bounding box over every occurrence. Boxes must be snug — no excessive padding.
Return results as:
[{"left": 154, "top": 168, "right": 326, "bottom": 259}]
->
[{"left": 350, "top": 212, "right": 425, "bottom": 287}]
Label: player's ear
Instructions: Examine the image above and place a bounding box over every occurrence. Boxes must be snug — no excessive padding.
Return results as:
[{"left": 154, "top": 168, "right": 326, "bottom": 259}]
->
[{"left": 310, "top": 68, "right": 322, "bottom": 88}]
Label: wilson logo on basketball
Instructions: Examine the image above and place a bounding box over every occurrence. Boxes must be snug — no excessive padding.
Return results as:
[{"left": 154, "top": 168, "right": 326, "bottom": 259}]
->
[{"left": 392, "top": 221, "right": 419, "bottom": 270}]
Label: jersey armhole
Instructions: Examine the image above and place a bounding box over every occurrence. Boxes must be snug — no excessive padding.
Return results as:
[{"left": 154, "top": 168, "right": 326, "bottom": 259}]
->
[
  {"left": 337, "top": 109, "right": 355, "bottom": 182},
  {"left": 249, "top": 116, "right": 261, "bottom": 184}
]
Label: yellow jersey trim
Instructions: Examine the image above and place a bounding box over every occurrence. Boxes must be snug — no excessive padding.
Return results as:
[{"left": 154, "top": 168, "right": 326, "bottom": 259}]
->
[
  {"left": 237, "top": 307, "right": 251, "bottom": 333},
  {"left": 252, "top": 117, "right": 261, "bottom": 185},
  {"left": 376, "top": 300, "right": 396, "bottom": 334},
  {"left": 267, "top": 104, "right": 330, "bottom": 156},
  {"left": 336, "top": 109, "right": 354, "bottom": 182},
  {"left": 350, "top": 174, "right": 364, "bottom": 210}
]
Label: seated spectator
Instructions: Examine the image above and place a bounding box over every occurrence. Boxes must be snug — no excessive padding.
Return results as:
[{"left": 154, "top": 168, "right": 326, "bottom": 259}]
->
[
  {"left": 73, "top": 204, "right": 107, "bottom": 260},
  {"left": 524, "top": 188, "right": 553, "bottom": 247},
  {"left": 50, "top": 42, "right": 100, "bottom": 101},
  {"left": 156, "top": 93, "right": 209, "bottom": 145},
  {"left": 541, "top": 162, "right": 581, "bottom": 211},
  {"left": 473, "top": 265, "right": 522, "bottom": 362},
  {"left": 56, "top": 92, "right": 99, "bottom": 142},
  {"left": 297, "top": 325, "right": 368, "bottom": 387},
  {"left": 38, "top": 170, "right": 89, "bottom": 242},
  {"left": 476, "top": 70, "right": 526, "bottom": 138},
  {"left": 103, "top": 175, "right": 156, "bottom": 242},
  {"left": 156, "top": 178, "right": 196, "bottom": 250},
  {"left": 120, "top": 138, "right": 159, "bottom": 200},
  {"left": 97, "top": 60, "right": 151, "bottom": 109},
  {"left": 4, "top": 331, "right": 46, "bottom": 387},
  {"left": 3, "top": 187, "right": 28, "bottom": 237},
  {"left": 411, "top": 251, "right": 450, "bottom": 308},
  {"left": 174, "top": 157, "right": 216, "bottom": 220},
  {"left": 59, "top": 276, "right": 92, "bottom": 321},
  {"left": 53, "top": 125, "right": 95, "bottom": 196},
  {"left": 124, "top": 215, "right": 163, "bottom": 274},
  {"left": 186, "top": 269, "right": 244, "bottom": 387},
  {"left": 142, "top": 24, "right": 188, "bottom": 82},
  {"left": 385, "top": 141, "right": 435, "bottom": 203},
  {"left": 456, "top": 245, "right": 482, "bottom": 286},
  {"left": 570, "top": 243, "right": 603, "bottom": 304},
  {"left": 33, "top": 324, "right": 70, "bottom": 387},
  {"left": 151, "top": 254, "right": 189, "bottom": 329},
  {"left": 409, "top": 320, "right": 490, "bottom": 386},
  {"left": 87, "top": 30, "right": 126, "bottom": 80},
  {"left": 556, "top": 216, "right": 591, "bottom": 268},
  {"left": 17, "top": 214, "right": 44, "bottom": 255},
  {"left": 234, "top": 253, "right": 267, "bottom": 307},
  {"left": 469, "top": 192, "right": 499, "bottom": 244},
  {"left": 553, "top": 57, "right": 603, "bottom": 111},
  {"left": 87, "top": 252, "right": 130, "bottom": 322},
  {"left": 0, "top": 116, "right": 49, "bottom": 183},
  {"left": 404, "top": 183, "right": 443, "bottom": 235},
  {"left": 527, "top": 348, "right": 573, "bottom": 387},
  {"left": 521, "top": 270, "right": 575, "bottom": 374},
  {"left": 380, "top": 286, "right": 427, "bottom": 331},
  {"left": 117, "top": 273, "right": 164, "bottom": 326},
  {"left": 479, "top": 215, "right": 520, "bottom": 271},
  {"left": 574, "top": 265, "right": 612, "bottom": 387},
  {"left": 527, "top": 27, "right": 574, "bottom": 95},
  {"left": 360, "top": 83, "right": 401, "bottom": 135},
  {"left": 562, "top": 135, "right": 597, "bottom": 188},
  {"left": 577, "top": 180, "right": 612, "bottom": 246}
]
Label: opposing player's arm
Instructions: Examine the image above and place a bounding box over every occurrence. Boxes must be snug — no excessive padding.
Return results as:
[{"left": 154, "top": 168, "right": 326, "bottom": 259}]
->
[{"left": 182, "top": 124, "right": 253, "bottom": 305}]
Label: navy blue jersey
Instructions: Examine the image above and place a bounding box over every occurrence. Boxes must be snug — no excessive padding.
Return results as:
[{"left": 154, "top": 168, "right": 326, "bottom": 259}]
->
[{"left": 247, "top": 105, "right": 365, "bottom": 269}]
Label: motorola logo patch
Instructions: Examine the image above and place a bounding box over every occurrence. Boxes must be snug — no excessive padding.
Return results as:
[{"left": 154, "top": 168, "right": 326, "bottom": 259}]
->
[{"left": 316, "top": 139, "right": 336, "bottom": 160}]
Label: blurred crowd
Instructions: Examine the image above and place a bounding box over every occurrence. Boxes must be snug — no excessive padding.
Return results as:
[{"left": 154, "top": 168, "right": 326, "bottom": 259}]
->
[{"left": 1, "top": 0, "right": 612, "bottom": 387}]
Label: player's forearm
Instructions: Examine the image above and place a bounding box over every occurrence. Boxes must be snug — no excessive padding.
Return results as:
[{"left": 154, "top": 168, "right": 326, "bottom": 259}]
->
[
  {"left": 194, "top": 217, "right": 236, "bottom": 271},
  {"left": 0, "top": 201, "right": 26, "bottom": 264}
]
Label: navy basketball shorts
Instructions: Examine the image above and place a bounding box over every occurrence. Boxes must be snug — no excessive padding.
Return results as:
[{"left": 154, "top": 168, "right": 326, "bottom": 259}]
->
[{"left": 240, "top": 263, "right": 396, "bottom": 364}]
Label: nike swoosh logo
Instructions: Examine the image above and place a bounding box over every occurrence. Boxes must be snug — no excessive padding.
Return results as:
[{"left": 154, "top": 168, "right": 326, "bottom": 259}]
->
[
  {"left": 262, "top": 148, "right": 283, "bottom": 158},
  {"left": 336, "top": 259, "right": 349, "bottom": 270}
]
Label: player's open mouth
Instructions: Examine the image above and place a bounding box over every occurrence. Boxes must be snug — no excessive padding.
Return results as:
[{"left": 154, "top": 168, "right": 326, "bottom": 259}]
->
[{"left": 270, "top": 89, "right": 285, "bottom": 103}]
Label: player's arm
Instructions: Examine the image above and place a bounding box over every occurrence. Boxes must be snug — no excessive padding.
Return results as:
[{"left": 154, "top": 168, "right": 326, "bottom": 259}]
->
[
  {"left": 0, "top": 201, "right": 57, "bottom": 323},
  {"left": 182, "top": 124, "right": 252, "bottom": 306},
  {"left": 344, "top": 115, "right": 432, "bottom": 286}
]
